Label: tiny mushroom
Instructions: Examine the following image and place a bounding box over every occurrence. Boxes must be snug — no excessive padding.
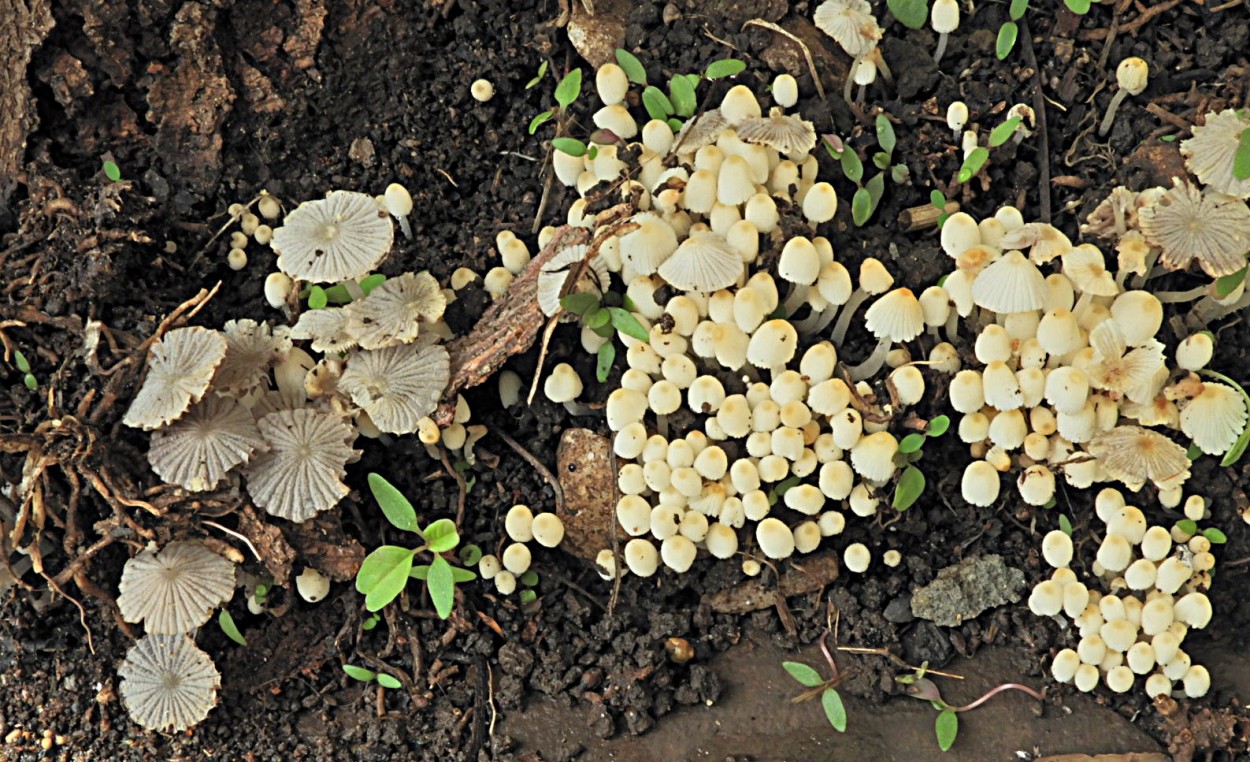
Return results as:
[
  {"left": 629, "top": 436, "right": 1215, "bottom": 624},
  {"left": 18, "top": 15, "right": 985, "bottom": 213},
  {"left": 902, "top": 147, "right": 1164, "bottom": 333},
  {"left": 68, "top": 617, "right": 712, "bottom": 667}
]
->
[{"left": 1098, "top": 57, "right": 1149, "bottom": 137}]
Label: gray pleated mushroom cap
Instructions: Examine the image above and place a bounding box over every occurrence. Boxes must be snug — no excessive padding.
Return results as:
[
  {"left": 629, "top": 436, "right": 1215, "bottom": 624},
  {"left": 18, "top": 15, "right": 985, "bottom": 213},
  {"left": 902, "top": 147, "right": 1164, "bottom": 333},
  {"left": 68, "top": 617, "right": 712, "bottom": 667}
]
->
[
  {"left": 338, "top": 343, "right": 451, "bottom": 435},
  {"left": 271, "top": 190, "right": 394, "bottom": 282},
  {"left": 119, "top": 634, "right": 220, "bottom": 733},
  {"left": 147, "top": 395, "right": 267, "bottom": 492},
  {"left": 117, "top": 541, "right": 236, "bottom": 634},
  {"left": 122, "top": 327, "right": 228, "bottom": 431},
  {"left": 246, "top": 408, "right": 360, "bottom": 522}
]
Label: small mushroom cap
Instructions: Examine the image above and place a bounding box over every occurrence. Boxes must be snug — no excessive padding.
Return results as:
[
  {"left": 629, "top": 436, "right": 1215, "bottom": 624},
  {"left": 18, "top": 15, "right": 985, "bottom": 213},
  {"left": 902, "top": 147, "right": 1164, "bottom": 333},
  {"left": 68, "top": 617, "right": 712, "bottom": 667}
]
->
[
  {"left": 746, "top": 319, "right": 798, "bottom": 368},
  {"left": 544, "top": 363, "right": 584, "bottom": 404},
  {"left": 930, "top": 0, "right": 960, "bottom": 33},
  {"left": 1115, "top": 56, "right": 1149, "bottom": 95},
  {"left": 290, "top": 307, "right": 358, "bottom": 354},
  {"left": 971, "top": 250, "right": 1047, "bottom": 313},
  {"left": 148, "top": 395, "right": 267, "bottom": 492},
  {"left": 246, "top": 409, "right": 360, "bottom": 522},
  {"left": 296, "top": 567, "right": 331, "bottom": 603},
  {"left": 657, "top": 231, "right": 743, "bottom": 292},
  {"left": 857, "top": 257, "right": 895, "bottom": 294},
  {"left": 383, "top": 183, "right": 413, "bottom": 217},
  {"left": 1181, "top": 109, "right": 1250, "bottom": 199},
  {"left": 756, "top": 517, "right": 795, "bottom": 559},
  {"left": 1178, "top": 381, "right": 1248, "bottom": 455},
  {"left": 1139, "top": 178, "right": 1250, "bottom": 278},
  {"left": 720, "top": 85, "right": 762, "bottom": 124},
  {"left": 737, "top": 113, "right": 818, "bottom": 157},
  {"left": 123, "top": 327, "right": 228, "bottom": 430},
  {"left": 117, "top": 541, "right": 236, "bottom": 634},
  {"left": 961, "top": 460, "right": 1000, "bottom": 506},
  {"left": 213, "top": 320, "right": 292, "bottom": 396},
  {"left": 620, "top": 213, "right": 680, "bottom": 275},
  {"left": 1088, "top": 425, "right": 1190, "bottom": 491},
  {"left": 339, "top": 343, "right": 450, "bottom": 435},
  {"left": 271, "top": 190, "right": 393, "bottom": 282},
  {"left": 814, "top": 0, "right": 883, "bottom": 57},
  {"left": 344, "top": 271, "right": 447, "bottom": 349},
  {"left": 119, "top": 634, "right": 220, "bottom": 733},
  {"left": 863, "top": 287, "right": 925, "bottom": 343}
]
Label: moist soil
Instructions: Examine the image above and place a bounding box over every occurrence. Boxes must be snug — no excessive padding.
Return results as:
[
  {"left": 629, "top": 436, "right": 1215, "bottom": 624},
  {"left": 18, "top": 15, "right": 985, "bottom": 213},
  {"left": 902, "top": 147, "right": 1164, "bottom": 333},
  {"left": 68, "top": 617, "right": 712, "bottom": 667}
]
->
[{"left": 2, "top": 1, "right": 1249, "bottom": 760}]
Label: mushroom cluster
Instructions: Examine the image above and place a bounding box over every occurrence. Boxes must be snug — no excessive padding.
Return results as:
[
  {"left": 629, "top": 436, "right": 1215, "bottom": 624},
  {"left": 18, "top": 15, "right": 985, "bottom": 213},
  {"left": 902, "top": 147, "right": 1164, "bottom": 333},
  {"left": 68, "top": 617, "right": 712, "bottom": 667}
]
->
[
  {"left": 931, "top": 207, "right": 1246, "bottom": 509},
  {"left": 1033, "top": 488, "right": 1214, "bottom": 699},
  {"left": 477, "top": 504, "right": 567, "bottom": 595}
]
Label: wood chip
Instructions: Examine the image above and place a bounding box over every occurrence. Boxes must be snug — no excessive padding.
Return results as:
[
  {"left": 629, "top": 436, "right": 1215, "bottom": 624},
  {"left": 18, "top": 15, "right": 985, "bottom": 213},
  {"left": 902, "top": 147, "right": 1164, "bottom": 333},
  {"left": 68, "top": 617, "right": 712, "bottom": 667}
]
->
[{"left": 555, "top": 428, "right": 622, "bottom": 563}]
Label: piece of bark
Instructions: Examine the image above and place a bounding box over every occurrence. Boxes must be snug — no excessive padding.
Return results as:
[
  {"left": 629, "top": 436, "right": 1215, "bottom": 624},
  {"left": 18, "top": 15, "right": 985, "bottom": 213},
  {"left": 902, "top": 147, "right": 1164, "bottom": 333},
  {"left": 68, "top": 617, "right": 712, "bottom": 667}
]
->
[
  {"left": 283, "top": 513, "right": 366, "bottom": 582},
  {"left": 704, "top": 550, "right": 840, "bottom": 614},
  {"left": 236, "top": 504, "right": 297, "bottom": 586},
  {"left": 0, "top": 0, "right": 54, "bottom": 222},
  {"left": 555, "top": 428, "right": 623, "bottom": 562}
]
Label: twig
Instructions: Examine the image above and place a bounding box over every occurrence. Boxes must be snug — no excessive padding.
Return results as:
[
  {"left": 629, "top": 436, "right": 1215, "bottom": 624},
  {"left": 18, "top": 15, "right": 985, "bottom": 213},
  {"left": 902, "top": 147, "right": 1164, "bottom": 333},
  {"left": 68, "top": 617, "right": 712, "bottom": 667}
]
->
[
  {"left": 837, "top": 646, "right": 966, "bottom": 680},
  {"left": 202, "top": 520, "right": 262, "bottom": 562},
  {"left": 951, "top": 682, "right": 1044, "bottom": 713},
  {"left": 437, "top": 446, "right": 469, "bottom": 530},
  {"left": 493, "top": 428, "right": 566, "bottom": 518},
  {"left": 742, "top": 19, "right": 828, "bottom": 102},
  {"left": 1019, "top": 18, "right": 1051, "bottom": 224}
]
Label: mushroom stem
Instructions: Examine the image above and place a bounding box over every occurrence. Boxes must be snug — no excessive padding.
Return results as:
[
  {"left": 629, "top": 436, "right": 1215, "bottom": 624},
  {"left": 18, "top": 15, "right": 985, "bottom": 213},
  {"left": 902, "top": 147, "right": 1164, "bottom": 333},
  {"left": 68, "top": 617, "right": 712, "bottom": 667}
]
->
[
  {"left": 847, "top": 338, "right": 892, "bottom": 382},
  {"left": 844, "top": 56, "right": 862, "bottom": 105},
  {"left": 396, "top": 216, "right": 413, "bottom": 240},
  {"left": 1097, "top": 89, "right": 1128, "bottom": 137},
  {"left": 1195, "top": 287, "right": 1250, "bottom": 323},
  {"left": 1153, "top": 285, "right": 1210, "bottom": 304},
  {"left": 656, "top": 413, "right": 670, "bottom": 440},
  {"left": 872, "top": 50, "right": 893, "bottom": 83},
  {"left": 339, "top": 279, "right": 366, "bottom": 301},
  {"left": 563, "top": 400, "right": 595, "bottom": 416},
  {"left": 794, "top": 306, "right": 838, "bottom": 336},
  {"left": 831, "top": 289, "right": 871, "bottom": 346},
  {"left": 943, "top": 309, "right": 960, "bottom": 343},
  {"left": 782, "top": 284, "right": 809, "bottom": 318},
  {"left": 934, "top": 33, "right": 950, "bottom": 65},
  {"left": 1130, "top": 249, "right": 1160, "bottom": 290}
]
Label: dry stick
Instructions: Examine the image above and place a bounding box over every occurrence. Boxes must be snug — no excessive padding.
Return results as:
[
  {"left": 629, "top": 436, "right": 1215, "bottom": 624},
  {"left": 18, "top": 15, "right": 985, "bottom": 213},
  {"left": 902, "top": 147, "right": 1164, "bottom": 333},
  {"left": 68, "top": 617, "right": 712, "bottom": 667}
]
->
[
  {"left": 493, "top": 428, "right": 566, "bottom": 518},
  {"left": 1019, "top": 18, "right": 1052, "bottom": 224},
  {"left": 837, "top": 646, "right": 966, "bottom": 680},
  {"left": 742, "top": 19, "right": 828, "bottom": 102},
  {"left": 437, "top": 446, "right": 469, "bottom": 530},
  {"left": 202, "top": 519, "right": 262, "bottom": 562}
]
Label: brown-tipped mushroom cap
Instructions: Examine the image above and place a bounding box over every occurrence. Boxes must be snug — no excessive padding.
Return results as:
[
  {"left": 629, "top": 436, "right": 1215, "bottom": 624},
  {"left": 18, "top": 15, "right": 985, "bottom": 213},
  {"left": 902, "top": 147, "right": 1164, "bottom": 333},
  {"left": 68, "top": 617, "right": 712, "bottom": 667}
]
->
[
  {"left": 344, "top": 271, "right": 447, "bottom": 350},
  {"left": 1182, "top": 109, "right": 1250, "bottom": 199},
  {"left": 116, "top": 541, "right": 236, "bottom": 634},
  {"left": 212, "top": 320, "right": 292, "bottom": 396},
  {"left": 290, "top": 307, "right": 359, "bottom": 354},
  {"left": 863, "top": 288, "right": 925, "bottom": 342},
  {"left": 1139, "top": 178, "right": 1250, "bottom": 278},
  {"left": 247, "top": 408, "right": 360, "bottom": 521},
  {"left": 338, "top": 343, "right": 450, "bottom": 435},
  {"left": 148, "top": 395, "right": 267, "bottom": 492},
  {"left": 123, "top": 327, "right": 228, "bottom": 431},
  {"left": 119, "top": 634, "right": 220, "bottom": 733},
  {"left": 814, "top": 0, "right": 882, "bottom": 57},
  {"left": 736, "top": 113, "right": 818, "bottom": 157},
  {"left": 657, "top": 231, "right": 744, "bottom": 292},
  {"left": 271, "top": 190, "right": 394, "bottom": 282},
  {"left": 1087, "top": 425, "right": 1189, "bottom": 490}
]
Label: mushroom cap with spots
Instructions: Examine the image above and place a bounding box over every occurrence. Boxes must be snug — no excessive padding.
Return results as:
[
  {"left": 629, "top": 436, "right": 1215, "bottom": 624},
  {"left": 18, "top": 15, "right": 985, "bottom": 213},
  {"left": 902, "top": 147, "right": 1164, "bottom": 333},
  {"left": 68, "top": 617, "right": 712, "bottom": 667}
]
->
[{"left": 271, "top": 190, "right": 394, "bottom": 282}]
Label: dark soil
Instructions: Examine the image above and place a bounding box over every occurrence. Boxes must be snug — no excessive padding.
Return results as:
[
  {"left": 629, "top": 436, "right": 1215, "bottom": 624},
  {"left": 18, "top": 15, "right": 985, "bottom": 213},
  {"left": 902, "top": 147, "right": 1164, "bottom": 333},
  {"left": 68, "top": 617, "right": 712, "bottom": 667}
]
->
[{"left": 2, "top": 0, "right": 1249, "bottom": 760}]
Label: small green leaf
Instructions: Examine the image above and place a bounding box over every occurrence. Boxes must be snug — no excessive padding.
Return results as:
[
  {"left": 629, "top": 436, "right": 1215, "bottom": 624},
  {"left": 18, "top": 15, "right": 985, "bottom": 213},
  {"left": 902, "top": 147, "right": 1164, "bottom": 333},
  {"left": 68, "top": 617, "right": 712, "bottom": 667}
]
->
[
  {"left": 103, "top": 160, "right": 122, "bottom": 182},
  {"left": 1203, "top": 527, "right": 1228, "bottom": 544},
  {"left": 1176, "top": 519, "right": 1199, "bottom": 536},
  {"left": 996, "top": 22, "right": 1019, "bottom": 59},
  {"left": 935, "top": 709, "right": 959, "bottom": 751},
  {"left": 368, "top": 473, "right": 421, "bottom": 533},
  {"left": 560, "top": 292, "right": 601, "bottom": 317},
  {"left": 356, "top": 546, "right": 416, "bottom": 612},
  {"left": 554, "top": 68, "right": 583, "bottom": 109},
  {"left": 424, "top": 518, "right": 460, "bottom": 553},
  {"left": 218, "top": 610, "right": 247, "bottom": 647},
  {"left": 669, "top": 74, "right": 698, "bottom": 118},
  {"left": 851, "top": 188, "right": 874, "bottom": 227},
  {"left": 519, "top": 589, "right": 538, "bottom": 604},
  {"left": 1159, "top": 134, "right": 1178, "bottom": 142},
  {"left": 887, "top": 0, "right": 929, "bottom": 29},
  {"left": 449, "top": 566, "right": 477, "bottom": 583},
  {"left": 322, "top": 284, "right": 353, "bottom": 303},
  {"left": 409, "top": 564, "right": 430, "bottom": 580},
  {"left": 528, "top": 111, "right": 554, "bottom": 135},
  {"left": 1186, "top": 442, "right": 1203, "bottom": 461},
  {"left": 782, "top": 661, "right": 824, "bottom": 688},
  {"left": 427, "top": 554, "right": 456, "bottom": 619},
  {"left": 597, "top": 342, "right": 616, "bottom": 383},
  {"left": 840, "top": 149, "right": 863, "bottom": 184},
  {"left": 865, "top": 172, "right": 885, "bottom": 207},
  {"left": 308, "top": 285, "right": 328, "bottom": 310},
  {"left": 254, "top": 583, "right": 269, "bottom": 603},
  {"left": 608, "top": 307, "right": 649, "bottom": 341},
  {"left": 459, "top": 544, "right": 483, "bottom": 566},
  {"left": 13, "top": 350, "right": 30, "bottom": 373},
  {"left": 552, "top": 137, "right": 588, "bottom": 157},
  {"left": 876, "top": 114, "right": 897, "bottom": 154},
  {"left": 587, "top": 145, "right": 599, "bottom": 160},
  {"left": 1234, "top": 128, "right": 1250, "bottom": 181},
  {"left": 525, "top": 60, "right": 549, "bottom": 89},
  {"left": 1063, "top": 0, "right": 1092, "bottom": 13},
  {"left": 873, "top": 152, "right": 891, "bottom": 170},
  {"left": 362, "top": 613, "right": 381, "bottom": 631},
  {"left": 586, "top": 306, "right": 612, "bottom": 330},
  {"left": 376, "top": 674, "right": 402, "bottom": 689},
  {"left": 926, "top": 415, "right": 950, "bottom": 437},
  {"left": 773, "top": 475, "right": 802, "bottom": 499},
  {"left": 1044, "top": 497, "right": 1057, "bottom": 510},
  {"left": 1214, "top": 266, "right": 1247, "bottom": 298},
  {"left": 615, "top": 49, "right": 647, "bottom": 85},
  {"left": 929, "top": 190, "right": 946, "bottom": 209},
  {"left": 893, "top": 465, "right": 926, "bottom": 511},
  {"left": 989, "top": 117, "right": 1023, "bottom": 148},
  {"left": 1059, "top": 514, "right": 1074, "bottom": 536},
  {"left": 891, "top": 164, "right": 910, "bottom": 184},
  {"left": 360, "top": 273, "right": 387, "bottom": 294},
  {"left": 343, "top": 665, "right": 376, "bottom": 683},
  {"left": 520, "top": 570, "right": 539, "bottom": 586},
  {"left": 899, "top": 434, "right": 926, "bottom": 454},
  {"left": 957, "top": 147, "right": 989, "bottom": 184},
  {"left": 705, "top": 59, "right": 747, "bottom": 80},
  {"left": 1009, "top": 0, "right": 1028, "bottom": 19},
  {"left": 642, "top": 86, "right": 675, "bottom": 121},
  {"left": 822, "top": 688, "right": 848, "bottom": 732},
  {"left": 666, "top": 117, "right": 684, "bottom": 133}
]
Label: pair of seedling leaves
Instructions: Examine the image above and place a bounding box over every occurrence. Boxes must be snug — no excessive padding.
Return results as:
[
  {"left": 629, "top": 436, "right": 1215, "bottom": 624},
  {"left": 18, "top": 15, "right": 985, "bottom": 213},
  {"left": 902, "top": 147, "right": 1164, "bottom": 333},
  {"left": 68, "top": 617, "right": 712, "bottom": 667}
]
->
[
  {"left": 560, "top": 291, "right": 650, "bottom": 383},
  {"left": 355, "top": 473, "right": 475, "bottom": 619}
]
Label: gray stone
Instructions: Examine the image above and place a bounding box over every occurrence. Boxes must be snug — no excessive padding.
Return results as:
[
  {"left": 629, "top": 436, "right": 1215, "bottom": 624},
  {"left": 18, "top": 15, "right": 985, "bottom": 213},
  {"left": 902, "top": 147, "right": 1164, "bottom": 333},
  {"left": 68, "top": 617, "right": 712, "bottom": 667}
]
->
[{"left": 910, "top": 554, "right": 1025, "bottom": 627}]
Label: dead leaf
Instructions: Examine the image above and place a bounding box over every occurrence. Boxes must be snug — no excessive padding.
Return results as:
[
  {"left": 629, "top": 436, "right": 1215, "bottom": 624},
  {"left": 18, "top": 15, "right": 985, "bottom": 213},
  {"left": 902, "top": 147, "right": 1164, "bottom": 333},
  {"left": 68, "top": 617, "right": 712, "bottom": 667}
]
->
[{"left": 555, "top": 428, "right": 622, "bottom": 562}]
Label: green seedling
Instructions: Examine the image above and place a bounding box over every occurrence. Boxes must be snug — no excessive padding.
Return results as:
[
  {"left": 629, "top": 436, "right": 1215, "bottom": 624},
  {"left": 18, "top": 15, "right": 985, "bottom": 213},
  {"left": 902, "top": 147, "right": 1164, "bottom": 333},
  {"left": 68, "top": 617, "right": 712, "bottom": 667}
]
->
[
  {"left": 892, "top": 415, "right": 950, "bottom": 510},
  {"left": 887, "top": 0, "right": 928, "bottom": 29},
  {"left": 103, "top": 160, "right": 122, "bottom": 182},
  {"left": 955, "top": 115, "right": 1026, "bottom": 186},
  {"left": 1174, "top": 519, "right": 1228, "bottom": 545},
  {"left": 218, "top": 609, "right": 247, "bottom": 647},
  {"left": 1058, "top": 514, "right": 1074, "bottom": 536},
  {"left": 929, "top": 190, "right": 953, "bottom": 228},
  {"left": 525, "top": 60, "right": 549, "bottom": 90},
  {"left": 519, "top": 570, "right": 540, "bottom": 605},
  {"left": 996, "top": 0, "right": 1028, "bottom": 59},
  {"left": 354, "top": 473, "right": 476, "bottom": 619},
  {"left": 13, "top": 349, "right": 37, "bottom": 391},
  {"left": 782, "top": 631, "right": 847, "bottom": 733},
  {"left": 530, "top": 67, "right": 583, "bottom": 135},
  {"left": 638, "top": 56, "right": 747, "bottom": 132},
  {"left": 897, "top": 663, "right": 1044, "bottom": 752},
  {"left": 362, "top": 613, "right": 382, "bottom": 631},
  {"left": 299, "top": 273, "right": 387, "bottom": 308},
  {"left": 343, "top": 664, "right": 403, "bottom": 690},
  {"left": 559, "top": 292, "right": 649, "bottom": 383},
  {"left": 822, "top": 116, "right": 900, "bottom": 227}
]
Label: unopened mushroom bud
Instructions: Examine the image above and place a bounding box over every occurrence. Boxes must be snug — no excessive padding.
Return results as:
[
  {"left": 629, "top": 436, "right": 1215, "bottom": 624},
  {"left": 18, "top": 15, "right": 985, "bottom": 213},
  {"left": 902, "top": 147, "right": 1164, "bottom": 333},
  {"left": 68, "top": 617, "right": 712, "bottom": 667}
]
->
[
  {"left": 295, "top": 567, "right": 330, "bottom": 603},
  {"left": 772, "top": 73, "right": 799, "bottom": 108},
  {"left": 470, "top": 78, "right": 495, "bottom": 103},
  {"left": 483, "top": 266, "right": 513, "bottom": 299},
  {"left": 257, "top": 193, "right": 281, "bottom": 220},
  {"left": 264, "top": 272, "right": 294, "bottom": 310},
  {"left": 227, "top": 248, "right": 248, "bottom": 271},
  {"left": 946, "top": 101, "right": 968, "bottom": 141},
  {"left": 1098, "top": 57, "right": 1149, "bottom": 137},
  {"left": 384, "top": 183, "right": 414, "bottom": 240},
  {"left": 930, "top": 0, "right": 960, "bottom": 64}
]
